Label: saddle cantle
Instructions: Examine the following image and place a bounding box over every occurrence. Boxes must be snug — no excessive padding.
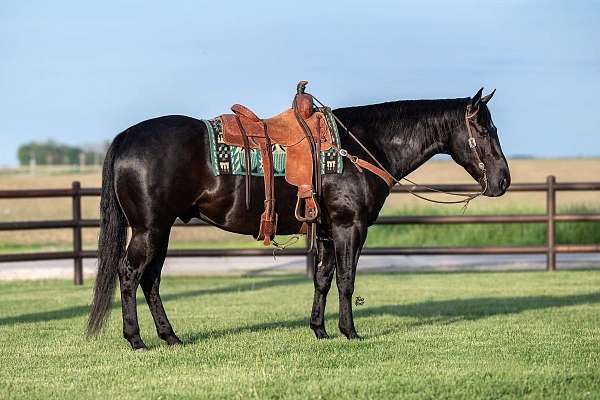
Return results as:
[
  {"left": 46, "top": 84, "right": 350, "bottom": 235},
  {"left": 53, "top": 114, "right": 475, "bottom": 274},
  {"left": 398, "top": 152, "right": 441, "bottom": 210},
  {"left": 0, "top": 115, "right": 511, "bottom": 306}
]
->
[{"left": 218, "top": 81, "right": 334, "bottom": 245}]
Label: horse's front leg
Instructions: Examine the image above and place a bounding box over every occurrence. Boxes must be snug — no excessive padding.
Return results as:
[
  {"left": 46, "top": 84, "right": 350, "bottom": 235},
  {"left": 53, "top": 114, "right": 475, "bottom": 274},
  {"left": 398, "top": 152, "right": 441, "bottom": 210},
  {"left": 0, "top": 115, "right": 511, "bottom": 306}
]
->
[
  {"left": 332, "top": 221, "right": 367, "bottom": 339},
  {"left": 310, "top": 238, "right": 336, "bottom": 339}
]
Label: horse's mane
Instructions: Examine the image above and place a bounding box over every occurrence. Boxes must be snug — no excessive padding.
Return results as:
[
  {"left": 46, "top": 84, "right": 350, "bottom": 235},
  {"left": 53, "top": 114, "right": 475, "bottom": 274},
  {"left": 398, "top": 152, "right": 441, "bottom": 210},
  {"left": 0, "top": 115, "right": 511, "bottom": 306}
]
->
[{"left": 333, "top": 98, "right": 469, "bottom": 144}]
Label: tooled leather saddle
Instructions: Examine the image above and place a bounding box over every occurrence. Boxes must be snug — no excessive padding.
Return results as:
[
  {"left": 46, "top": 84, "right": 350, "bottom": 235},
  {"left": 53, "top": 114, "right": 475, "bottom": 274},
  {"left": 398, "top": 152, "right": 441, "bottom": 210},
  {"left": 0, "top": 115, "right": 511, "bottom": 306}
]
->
[{"left": 218, "top": 81, "right": 333, "bottom": 245}]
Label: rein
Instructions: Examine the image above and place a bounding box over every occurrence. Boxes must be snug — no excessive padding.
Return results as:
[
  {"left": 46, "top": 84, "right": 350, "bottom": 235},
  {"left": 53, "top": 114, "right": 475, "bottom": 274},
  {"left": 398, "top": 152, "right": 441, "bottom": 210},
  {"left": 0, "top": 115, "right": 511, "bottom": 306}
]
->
[{"left": 311, "top": 95, "right": 488, "bottom": 207}]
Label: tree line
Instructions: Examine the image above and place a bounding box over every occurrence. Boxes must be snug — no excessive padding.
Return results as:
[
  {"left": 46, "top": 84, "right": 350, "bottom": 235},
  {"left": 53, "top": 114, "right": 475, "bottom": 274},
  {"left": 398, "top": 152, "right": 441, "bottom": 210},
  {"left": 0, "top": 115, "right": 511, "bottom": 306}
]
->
[{"left": 17, "top": 140, "right": 110, "bottom": 166}]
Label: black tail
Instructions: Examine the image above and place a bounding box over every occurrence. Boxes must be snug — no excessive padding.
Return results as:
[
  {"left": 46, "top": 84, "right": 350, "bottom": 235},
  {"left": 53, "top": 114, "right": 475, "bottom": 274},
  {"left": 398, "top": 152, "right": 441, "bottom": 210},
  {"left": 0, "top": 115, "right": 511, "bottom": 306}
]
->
[{"left": 87, "top": 133, "right": 128, "bottom": 337}]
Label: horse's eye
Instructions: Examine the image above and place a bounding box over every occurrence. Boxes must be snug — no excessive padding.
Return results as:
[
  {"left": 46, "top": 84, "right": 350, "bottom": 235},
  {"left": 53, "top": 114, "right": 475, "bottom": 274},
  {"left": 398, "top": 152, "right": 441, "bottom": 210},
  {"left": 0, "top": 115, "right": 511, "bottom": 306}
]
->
[{"left": 480, "top": 122, "right": 495, "bottom": 137}]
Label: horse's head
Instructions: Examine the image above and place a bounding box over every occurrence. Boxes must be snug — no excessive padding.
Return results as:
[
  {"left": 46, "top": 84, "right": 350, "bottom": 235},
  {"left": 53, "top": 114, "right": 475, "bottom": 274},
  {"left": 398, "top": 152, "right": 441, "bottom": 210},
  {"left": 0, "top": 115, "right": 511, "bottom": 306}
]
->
[{"left": 448, "top": 88, "right": 511, "bottom": 197}]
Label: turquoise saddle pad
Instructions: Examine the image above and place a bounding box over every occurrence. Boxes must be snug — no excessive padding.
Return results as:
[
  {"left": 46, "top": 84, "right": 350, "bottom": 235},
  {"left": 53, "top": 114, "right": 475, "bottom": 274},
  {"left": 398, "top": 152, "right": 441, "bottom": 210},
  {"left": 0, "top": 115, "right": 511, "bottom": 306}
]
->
[{"left": 203, "top": 108, "right": 343, "bottom": 177}]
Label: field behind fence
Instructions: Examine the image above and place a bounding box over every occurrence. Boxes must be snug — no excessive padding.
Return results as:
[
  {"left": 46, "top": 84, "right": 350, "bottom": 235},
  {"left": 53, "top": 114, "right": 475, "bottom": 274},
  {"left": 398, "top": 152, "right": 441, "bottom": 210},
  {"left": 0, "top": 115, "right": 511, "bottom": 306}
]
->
[{"left": 1, "top": 159, "right": 599, "bottom": 254}]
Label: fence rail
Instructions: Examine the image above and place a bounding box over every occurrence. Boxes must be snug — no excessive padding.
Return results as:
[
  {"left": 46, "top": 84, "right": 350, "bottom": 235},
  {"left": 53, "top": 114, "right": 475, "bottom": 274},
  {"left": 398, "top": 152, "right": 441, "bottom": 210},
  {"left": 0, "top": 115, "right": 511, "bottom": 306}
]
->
[{"left": 1, "top": 176, "right": 599, "bottom": 284}]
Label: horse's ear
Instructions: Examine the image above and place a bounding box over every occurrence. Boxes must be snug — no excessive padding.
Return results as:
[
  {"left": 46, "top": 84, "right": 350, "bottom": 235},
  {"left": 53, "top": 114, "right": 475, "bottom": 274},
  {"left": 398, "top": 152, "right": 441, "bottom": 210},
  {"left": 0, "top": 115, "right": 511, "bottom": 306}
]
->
[
  {"left": 471, "top": 88, "right": 484, "bottom": 109},
  {"left": 481, "top": 89, "right": 496, "bottom": 104}
]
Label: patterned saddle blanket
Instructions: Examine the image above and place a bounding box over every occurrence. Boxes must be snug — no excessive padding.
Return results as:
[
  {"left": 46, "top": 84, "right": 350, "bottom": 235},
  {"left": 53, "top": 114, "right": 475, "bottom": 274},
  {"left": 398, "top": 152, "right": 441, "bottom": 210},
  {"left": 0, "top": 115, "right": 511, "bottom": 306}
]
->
[{"left": 202, "top": 107, "right": 343, "bottom": 178}]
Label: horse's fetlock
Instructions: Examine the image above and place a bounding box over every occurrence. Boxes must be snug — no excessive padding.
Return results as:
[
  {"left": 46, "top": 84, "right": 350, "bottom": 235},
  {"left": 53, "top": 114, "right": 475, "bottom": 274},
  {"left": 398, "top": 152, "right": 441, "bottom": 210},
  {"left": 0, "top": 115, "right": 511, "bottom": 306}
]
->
[
  {"left": 338, "top": 284, "right": 355, "bottom": 298},
  {"left": 157, "top": 329, "right": 175, "bottom": 340},
  {"left": 123, "top": 330, "right": 139, "bottom": 340},
  {"left": 314, "top": 282, "right": 331, "bottom": 294}
]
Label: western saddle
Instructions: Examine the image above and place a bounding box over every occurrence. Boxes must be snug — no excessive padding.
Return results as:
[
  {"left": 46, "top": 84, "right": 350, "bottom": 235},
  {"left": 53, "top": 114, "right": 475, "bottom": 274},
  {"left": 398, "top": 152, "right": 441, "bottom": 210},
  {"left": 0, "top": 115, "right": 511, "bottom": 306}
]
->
[{"left": 219, "top": 81, "right": 334, "bottom": 245}]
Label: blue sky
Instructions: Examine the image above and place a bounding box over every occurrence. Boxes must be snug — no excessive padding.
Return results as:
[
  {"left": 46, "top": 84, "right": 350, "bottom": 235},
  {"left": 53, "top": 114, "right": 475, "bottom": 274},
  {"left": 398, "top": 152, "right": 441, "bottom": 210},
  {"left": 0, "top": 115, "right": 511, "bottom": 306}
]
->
[{"left": 0, "top": 0, "right": 599, "bottom": 166}]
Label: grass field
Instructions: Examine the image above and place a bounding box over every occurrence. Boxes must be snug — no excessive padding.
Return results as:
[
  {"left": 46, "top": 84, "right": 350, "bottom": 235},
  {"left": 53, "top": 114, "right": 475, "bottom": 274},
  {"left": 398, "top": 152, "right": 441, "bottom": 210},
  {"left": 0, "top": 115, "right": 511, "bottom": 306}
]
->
[
  {"left": 1, "top": 271, "right": 599, "bottom": 399},
  {"left": 1, "top": 159, "right": 599, "bottom": 254}
]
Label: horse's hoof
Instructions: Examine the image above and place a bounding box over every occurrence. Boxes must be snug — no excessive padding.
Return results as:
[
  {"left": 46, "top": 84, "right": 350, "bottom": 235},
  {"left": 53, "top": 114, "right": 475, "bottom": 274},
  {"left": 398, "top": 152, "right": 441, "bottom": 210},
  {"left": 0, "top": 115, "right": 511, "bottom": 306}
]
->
[
  {"left": 166, "top": 337, "right": 183, "bottom": 346},
  {"left": 127, "top": 334, "right": 147, "bottom": 351},
  {"left": 344, "top": 331, "right": 363, "bottom": 340},
  {"left": 134, "top": 347, "right": 149, "bottom": 352},
  {"left": 313, "top": 329, "right": 330, "bottom": 340}
]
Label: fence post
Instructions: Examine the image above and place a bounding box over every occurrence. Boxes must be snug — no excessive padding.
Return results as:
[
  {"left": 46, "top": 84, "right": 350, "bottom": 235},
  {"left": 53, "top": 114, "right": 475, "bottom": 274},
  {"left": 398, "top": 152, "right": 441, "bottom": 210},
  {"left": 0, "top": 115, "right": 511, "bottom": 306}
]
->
[
  {"left": 546, "top": 175, "right": 556, "bottom": 271},
  {"left": 72, "top": 181, "right": 83, "bottom": 285}
]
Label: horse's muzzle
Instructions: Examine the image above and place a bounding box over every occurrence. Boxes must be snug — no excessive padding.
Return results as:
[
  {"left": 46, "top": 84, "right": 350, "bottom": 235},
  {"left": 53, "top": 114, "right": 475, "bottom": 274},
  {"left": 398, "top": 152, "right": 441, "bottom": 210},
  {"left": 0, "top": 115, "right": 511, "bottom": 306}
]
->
[{"left": 485, "top": 172, "right": 511, "bottom": 197}]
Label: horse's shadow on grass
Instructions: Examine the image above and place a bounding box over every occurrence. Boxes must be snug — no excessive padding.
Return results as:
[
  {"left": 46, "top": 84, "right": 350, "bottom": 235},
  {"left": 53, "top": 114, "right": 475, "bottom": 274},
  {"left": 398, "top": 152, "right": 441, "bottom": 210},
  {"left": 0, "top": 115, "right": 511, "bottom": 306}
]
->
[
  {"left": 2, "top": 274, "right": 599, "bottom": 343},
  {"left": 182, "top": 291, "right": 600, "bottom": 343},
  {"left": 0, "top": 275, "right": 306, "bottom": 327}
]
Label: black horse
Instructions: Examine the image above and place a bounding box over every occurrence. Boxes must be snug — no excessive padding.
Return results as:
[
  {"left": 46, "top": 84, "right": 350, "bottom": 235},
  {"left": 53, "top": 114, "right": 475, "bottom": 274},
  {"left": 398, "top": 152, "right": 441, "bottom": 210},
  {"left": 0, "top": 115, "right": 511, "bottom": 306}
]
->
[{"left": 87, "top": 88, "right": 510, "bottom": 350}]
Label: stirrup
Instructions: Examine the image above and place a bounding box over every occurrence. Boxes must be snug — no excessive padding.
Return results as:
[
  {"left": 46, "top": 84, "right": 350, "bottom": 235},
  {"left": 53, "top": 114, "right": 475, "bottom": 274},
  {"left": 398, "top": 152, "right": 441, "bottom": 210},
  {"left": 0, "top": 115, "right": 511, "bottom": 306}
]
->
[{"left": 294, "top": 193, "right": 320, "bottom": 223}]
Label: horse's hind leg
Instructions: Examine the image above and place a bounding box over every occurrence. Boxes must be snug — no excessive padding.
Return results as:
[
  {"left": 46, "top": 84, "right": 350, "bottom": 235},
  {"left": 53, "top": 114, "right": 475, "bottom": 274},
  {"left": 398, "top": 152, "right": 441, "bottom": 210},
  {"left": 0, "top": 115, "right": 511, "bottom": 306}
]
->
[
  {"left": 139, "top": 231, "right": 182, "bottom": 346},
  {"left": 119, "top": 226, "right": 169, "bottom": 350}
]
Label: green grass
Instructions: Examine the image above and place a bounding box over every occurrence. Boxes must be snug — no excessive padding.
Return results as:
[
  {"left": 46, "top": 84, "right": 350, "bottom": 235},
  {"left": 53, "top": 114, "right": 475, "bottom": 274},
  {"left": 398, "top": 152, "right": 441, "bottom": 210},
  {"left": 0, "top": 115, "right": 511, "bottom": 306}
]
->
[
  {"left": 367, "top": 205, "right": 600, "bottom": 247},
  {"left": 1, "top": 272, "right": 600, "bottom": 399}
]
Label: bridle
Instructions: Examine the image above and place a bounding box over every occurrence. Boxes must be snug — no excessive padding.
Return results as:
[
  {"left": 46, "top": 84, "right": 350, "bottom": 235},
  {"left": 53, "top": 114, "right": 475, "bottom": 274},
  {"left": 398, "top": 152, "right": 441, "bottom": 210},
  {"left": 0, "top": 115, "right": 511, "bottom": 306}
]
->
[{"left": 311, "top": 95, "right": 488, "bottom": 207}]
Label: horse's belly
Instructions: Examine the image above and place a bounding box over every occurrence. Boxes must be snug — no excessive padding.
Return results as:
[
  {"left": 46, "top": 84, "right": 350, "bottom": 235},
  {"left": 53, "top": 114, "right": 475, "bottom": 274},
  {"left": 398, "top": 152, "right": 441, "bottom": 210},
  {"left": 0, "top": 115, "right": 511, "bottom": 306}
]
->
[{"left": 190, "top": 175, "right": 304, "bottom": 236}]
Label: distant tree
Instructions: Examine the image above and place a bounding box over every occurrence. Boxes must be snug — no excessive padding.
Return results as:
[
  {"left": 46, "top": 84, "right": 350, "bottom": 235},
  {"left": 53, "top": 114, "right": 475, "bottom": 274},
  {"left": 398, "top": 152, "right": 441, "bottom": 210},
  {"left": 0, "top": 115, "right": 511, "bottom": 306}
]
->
[
  {"left": 17, "top": 144, "right": 32, "bottom": 166},
  {"left": 17, "top": 140, "right": 82, "bottom": 166},
  {"left": 17, "top": 139, "right": 110, "bottom": 166},
  {"left": 81, "top": 140, "right": 110, "bottom": 166}
]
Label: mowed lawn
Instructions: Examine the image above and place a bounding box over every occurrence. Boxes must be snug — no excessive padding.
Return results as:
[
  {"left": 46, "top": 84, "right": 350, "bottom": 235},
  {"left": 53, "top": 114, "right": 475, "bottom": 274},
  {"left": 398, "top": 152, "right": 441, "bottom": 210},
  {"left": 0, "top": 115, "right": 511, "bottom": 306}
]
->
[{"left": 1, "top": 271, "right": 600, "bottom": 399}]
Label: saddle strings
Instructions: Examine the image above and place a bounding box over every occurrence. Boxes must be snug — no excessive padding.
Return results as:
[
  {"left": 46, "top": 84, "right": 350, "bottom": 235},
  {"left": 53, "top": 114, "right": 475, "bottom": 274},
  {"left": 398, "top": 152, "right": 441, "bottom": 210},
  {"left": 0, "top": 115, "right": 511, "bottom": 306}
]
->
[
  {"left": 310, "top": 94, "right": 488, "bottom": 209},
  {"left": 272, "top": 235, "right": 301, "bottom": 249}
]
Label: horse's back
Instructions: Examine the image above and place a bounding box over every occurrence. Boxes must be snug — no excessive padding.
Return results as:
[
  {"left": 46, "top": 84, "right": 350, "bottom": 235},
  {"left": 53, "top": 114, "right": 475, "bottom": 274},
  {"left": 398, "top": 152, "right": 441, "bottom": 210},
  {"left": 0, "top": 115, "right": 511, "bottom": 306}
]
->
[{"left": 117, "top": 115, "right": 208, "bottom": 155}]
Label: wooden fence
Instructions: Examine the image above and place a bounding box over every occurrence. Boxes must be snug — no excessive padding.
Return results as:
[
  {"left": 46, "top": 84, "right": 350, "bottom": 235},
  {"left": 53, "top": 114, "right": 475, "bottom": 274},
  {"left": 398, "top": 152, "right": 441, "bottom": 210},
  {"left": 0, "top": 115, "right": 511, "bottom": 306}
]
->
[{"left": 1, "top": 176, "right": 599, "bottom": 284}]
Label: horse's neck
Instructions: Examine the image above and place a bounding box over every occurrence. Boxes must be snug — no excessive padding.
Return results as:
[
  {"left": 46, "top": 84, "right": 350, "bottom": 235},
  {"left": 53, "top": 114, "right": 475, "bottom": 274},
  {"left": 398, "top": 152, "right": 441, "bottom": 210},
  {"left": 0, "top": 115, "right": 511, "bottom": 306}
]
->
[
  {"left": 386, "top": 128, "right": 447, "bottom": 179},
  {"left": 338, "top": 102, "right": 461, "bottom": 180}
]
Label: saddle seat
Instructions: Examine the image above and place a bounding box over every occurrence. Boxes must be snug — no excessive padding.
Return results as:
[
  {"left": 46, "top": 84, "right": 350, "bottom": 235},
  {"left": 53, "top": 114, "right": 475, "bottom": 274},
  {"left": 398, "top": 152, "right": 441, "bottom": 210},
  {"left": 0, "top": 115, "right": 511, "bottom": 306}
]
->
[{"left": 218, "top": 81, "right": 334, "bottom": 244}]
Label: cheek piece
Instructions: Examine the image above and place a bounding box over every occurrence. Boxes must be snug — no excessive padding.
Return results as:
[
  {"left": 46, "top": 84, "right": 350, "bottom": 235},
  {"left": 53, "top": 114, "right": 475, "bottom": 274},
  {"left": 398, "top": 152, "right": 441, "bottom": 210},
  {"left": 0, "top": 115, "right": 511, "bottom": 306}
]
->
[{"left": 465, "top": 104, "right": 488, "bottom": 192}]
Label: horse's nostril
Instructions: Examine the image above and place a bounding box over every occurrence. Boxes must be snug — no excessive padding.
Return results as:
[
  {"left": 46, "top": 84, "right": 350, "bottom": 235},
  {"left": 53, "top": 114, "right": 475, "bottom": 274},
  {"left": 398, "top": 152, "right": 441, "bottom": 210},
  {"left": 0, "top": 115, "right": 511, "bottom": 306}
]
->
[{"left": 500, "top": 177, "right": 507, "bottom": 191}]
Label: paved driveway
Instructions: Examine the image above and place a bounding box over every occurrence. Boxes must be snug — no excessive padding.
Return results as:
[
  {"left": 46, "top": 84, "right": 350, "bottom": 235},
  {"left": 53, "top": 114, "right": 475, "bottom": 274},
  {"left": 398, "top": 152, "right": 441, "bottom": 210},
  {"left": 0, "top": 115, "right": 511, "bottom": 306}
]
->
[{"left": 1, "top": 254, "right": 599, "bottom": 281}]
